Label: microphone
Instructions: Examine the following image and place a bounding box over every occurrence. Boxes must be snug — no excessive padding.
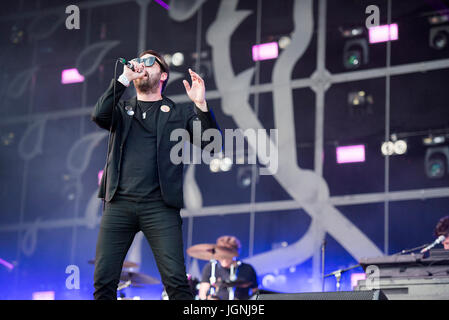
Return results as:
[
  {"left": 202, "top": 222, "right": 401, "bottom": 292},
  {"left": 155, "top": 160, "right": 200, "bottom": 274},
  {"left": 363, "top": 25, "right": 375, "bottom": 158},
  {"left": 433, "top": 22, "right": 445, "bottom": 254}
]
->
[
  {"left": 420, "top": 235, "right": 446, "bottom": 253},
  {"left": 118, "top": 58, "right": 135, "bottom": 71}
]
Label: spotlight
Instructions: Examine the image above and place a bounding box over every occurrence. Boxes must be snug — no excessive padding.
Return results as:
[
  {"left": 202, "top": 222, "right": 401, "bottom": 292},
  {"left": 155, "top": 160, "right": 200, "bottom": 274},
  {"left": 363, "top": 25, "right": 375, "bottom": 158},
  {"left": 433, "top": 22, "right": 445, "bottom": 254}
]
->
[
  {"left": 162, "top": 53, "right": 172, "bottom": 66},
  {"left": 209, "top": 158, "right": 221, "bottom": 173},
  {"left": 343, "top": 38, "right": 369, "bottom": 70},
  {"left": 209, "top": 157, "right": 233, "bottom": 173},
  {"left": 336, "top": 145, "right": 365, "bottom": 164},
  {"left": 219, "top": 157, "right": 232, "bottom": 172},
  {"left": 368, "top": 24, "right": 399, "bottom": 44},
  {"left": 428, "top": 13, "right": 449, "bottom": 25},
  {"left": 381, "top": 141, "right": 395, "bottom": 156},
  {"left": 252, "top": 42, "right": 279, "bottom": 61},
  {"left": 345, "top": 52, "right": 361, "bottom": 68},
  {"left": 61, "top": 68, "right": 85, "bottom": 84},
  {"left": 339, "top": 26, "right": 364, "bottom": 38},
  {"left": 98, "top": 170, "right": 104, "bottom": 186},
  {"left": 425, "top": 146, "right": 449, "bottom": 179},
  {"left": 393, "top": 140, "right": 407, "bottom": 155},
  {"left": 347, "top": 91, "right": 373, "bottom": 116},
  {"left": 1, "top": 132, "right": 15, "bottom": 146},
  {"left": 191, "top": 50, "right": 213, "bottom": 79},
  {"left": 171, "top": 52, "right": 184, "bottom": 66},
  {"left": 430, "top": 26, "right": 449, "bottom": 50},
  {"left": 10, "top": 25, "right": 25, "bottom": 44},
  {"left": 348, "top": 91, "right": 373, "bottom": 107},
  {"left": 237, "top": 166, "right": 259, "bottom": 188},
  {"left": 278, "top": 36, "right": 291, "bottom": 49},
  {"left": 381, "top": 140, "right": 407, "bottom": 156},
  {"left": 423, "top": 135, "right": 447, "bottom": 146}
]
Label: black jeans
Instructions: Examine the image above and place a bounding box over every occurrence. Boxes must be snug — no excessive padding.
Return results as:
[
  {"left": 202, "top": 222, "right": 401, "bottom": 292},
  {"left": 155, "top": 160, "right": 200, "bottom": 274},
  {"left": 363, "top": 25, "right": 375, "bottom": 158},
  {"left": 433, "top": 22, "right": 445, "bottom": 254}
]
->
[{"left": 93, "top": 198, "right": 193, "bottom": 300}]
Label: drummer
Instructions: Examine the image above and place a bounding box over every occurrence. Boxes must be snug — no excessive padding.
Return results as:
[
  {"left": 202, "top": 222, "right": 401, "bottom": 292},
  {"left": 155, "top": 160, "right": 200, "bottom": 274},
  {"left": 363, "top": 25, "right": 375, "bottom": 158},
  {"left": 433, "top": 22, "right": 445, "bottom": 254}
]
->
[{"left": 198, "top": 235, "right": 259, "bottom": 300}]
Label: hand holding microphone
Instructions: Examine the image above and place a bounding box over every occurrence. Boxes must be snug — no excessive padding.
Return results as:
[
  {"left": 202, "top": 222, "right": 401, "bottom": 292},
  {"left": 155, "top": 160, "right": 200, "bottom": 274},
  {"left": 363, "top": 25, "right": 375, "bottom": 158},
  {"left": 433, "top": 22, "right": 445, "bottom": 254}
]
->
[{"left": 118, "top": 58, "right": 146, "bottom": 82}]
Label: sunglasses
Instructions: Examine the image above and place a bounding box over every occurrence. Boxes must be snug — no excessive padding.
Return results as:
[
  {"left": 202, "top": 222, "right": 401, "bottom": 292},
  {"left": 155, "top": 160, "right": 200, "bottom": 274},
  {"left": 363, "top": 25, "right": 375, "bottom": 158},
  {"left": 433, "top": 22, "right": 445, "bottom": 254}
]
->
[{"left": 132, "top": 56, "right": 166, "bottom": 72}]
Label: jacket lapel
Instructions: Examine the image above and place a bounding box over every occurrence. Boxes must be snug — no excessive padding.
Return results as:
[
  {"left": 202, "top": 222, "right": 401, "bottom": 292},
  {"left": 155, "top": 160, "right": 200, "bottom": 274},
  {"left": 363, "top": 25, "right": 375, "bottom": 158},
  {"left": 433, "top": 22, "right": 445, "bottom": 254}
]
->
[
  {"left": 121, "top": 96, "right": 137, "bottom": 146},
  {"left": 157, "top": 97, "right": 173, "bottom": 148}
]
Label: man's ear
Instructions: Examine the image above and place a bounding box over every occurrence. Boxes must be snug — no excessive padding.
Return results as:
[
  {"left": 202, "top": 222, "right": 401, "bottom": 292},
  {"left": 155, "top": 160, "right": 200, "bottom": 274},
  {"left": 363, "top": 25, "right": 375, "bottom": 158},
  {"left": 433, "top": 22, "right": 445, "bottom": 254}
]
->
[{"left": 161, "top": 72, "right": 168, "bottom": 81}]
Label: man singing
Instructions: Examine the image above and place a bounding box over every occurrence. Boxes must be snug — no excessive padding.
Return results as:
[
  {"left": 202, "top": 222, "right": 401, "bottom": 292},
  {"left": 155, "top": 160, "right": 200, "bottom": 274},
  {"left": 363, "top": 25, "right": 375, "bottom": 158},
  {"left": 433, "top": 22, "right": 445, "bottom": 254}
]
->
[{"left": 91, "top": 49, "right": 219, "bottom": 300}]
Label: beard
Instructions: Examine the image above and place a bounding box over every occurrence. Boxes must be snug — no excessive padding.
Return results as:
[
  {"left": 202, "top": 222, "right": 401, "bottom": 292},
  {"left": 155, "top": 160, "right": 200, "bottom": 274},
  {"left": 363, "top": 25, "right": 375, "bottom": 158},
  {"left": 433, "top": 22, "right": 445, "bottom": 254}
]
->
[{"left": 135, "top": 71, "right": 161, "bottom": 94}]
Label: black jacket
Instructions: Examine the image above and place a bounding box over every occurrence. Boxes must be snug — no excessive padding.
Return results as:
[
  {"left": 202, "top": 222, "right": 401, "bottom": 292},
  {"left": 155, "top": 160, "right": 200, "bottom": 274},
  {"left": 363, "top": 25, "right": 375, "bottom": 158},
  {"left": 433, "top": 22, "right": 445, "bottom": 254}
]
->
[{"left": 91, "top": 79, "right": 220, "bottom": 209}]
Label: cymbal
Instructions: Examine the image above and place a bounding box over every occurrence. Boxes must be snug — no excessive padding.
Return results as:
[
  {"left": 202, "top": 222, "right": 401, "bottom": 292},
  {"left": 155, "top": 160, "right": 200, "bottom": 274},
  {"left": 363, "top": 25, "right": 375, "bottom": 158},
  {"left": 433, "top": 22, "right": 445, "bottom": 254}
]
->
[
  {"left": 88, "top": 259, "right": 138, "bottom": 269},
  {"left": 219, "top": 279, "right": 252, "bottom": 288},
  {"left": 120, "top": 271, "right": 160, "bottom": 285},
  {"left": 186, "top": 243, "right": 238, "bottom": 261}
]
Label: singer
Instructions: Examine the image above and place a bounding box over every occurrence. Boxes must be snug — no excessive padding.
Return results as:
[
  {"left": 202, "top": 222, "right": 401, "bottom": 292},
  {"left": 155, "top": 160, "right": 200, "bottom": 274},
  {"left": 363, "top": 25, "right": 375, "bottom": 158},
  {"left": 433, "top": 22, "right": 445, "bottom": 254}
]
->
[
  {"left": 91, "top": 49, "right": 220, "bottom": 300},
  {"left": 434, "top": 216, "right": 449, "bottom": 250}
]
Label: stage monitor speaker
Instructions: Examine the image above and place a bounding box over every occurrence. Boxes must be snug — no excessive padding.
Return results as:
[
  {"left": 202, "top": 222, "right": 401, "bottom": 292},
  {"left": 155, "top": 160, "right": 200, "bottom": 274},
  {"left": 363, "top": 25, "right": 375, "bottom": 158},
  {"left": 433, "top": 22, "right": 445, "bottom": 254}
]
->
[{"left": 255, "top": 290, "right": 388, "bottom": 300}]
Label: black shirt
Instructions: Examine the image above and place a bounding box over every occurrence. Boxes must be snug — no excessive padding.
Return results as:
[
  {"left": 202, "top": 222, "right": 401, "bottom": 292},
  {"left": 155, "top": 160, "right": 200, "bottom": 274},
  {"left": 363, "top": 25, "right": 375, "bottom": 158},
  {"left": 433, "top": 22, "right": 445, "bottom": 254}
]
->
[
  {"left": 201, "top": 261, "right": 258, "bottom": 300},
  {"left": 115, "top": 99, "right": 163, "bottom": 202}
]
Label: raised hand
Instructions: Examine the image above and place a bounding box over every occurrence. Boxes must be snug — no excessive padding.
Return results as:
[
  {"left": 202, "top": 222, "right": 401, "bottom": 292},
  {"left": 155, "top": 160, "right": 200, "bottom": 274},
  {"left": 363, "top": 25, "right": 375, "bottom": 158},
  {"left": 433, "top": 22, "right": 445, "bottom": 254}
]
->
[{"left": 183, "top": 68, "right": 207, "bottom": 111}]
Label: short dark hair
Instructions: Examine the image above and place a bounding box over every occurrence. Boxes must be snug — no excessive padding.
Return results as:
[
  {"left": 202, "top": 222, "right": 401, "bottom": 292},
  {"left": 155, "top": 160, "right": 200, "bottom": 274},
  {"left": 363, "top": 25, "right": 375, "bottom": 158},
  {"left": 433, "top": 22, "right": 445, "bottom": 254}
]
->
[
  {"left": 139, "top": 49, "right": 170, "bottom": 93},
  {"left": 435, "top": 215, "right": 449, "bottom": 237}
]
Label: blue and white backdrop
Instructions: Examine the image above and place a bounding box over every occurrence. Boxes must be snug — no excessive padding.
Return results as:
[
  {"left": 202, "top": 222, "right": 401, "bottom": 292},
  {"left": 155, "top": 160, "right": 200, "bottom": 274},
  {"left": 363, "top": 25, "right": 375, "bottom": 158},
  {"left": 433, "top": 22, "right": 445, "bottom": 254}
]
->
[{"left": 0, "top": 0, "right": 449, "bottom": 299}]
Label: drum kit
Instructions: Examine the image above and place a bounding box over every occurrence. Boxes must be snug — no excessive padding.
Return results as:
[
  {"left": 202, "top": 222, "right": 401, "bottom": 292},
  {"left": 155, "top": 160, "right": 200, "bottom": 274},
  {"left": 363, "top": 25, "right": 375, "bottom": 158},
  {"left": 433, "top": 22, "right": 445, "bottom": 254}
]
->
[
  {"left": 88, "top": 259, "right": 160, "bottom": 299},
  {"left": 88, "top": 242, "right": 251, "bottom": 300},
  {"left": 186, "top": 243, "right": 251, "bottom": 300}
]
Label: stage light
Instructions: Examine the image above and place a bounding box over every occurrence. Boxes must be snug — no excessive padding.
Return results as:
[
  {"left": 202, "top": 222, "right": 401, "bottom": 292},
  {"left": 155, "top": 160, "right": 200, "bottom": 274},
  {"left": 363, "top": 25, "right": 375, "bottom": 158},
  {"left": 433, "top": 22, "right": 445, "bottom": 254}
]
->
[
  {"left": 171, "top": 52, "right": 184, "bottom": 66},
  {"left": 426, "top": 155, "right": 446, "bottom": 178},
  {"left": 336, "top": 145, "right": 365, "bottom": 164},
  {"left": 428, "top": 14, "right": 449, "bottom": 25},
  {"left": 278, "top": 36, "right": 291, "bottom": 49},
  {"left": 219, "top": 157, "right": 232, "bottom": 172},
  {"left": 348, "top": 90, "right": 373, "bottom": 117},
  {"left": 162, "top": 53, "right": 172, "bottom": 66},
  {"left": 98, "top": 170, "right": 104, "bottom": 186},
  {"left": 351, "top": 273, "right": 366, "bottom": 289},
  {"left": 252, "top": 42, "right": 279, "bottom": 61},
  {"left": 393, "top": 140, "right": 407, "bottom": 155},
  {"left": 209, "top": 157, "right": 233, "bottom": 173},
  {"left": 381, "top": 140, "right": 407, "bottom": 156},
  {"left": 209, "top": 158, "right": 221, "bottom": 173},
  {"left": 0, "top": 258, "right": 14, "bottom": 271},
  {"left": 1, "top": 132, "right": 15, "bottom": 146},
  {"left": 191, "top": 50, "right": 213, "bottom": 79},
  {"left": 434, "top": 136, "right": 445, "bottom": 144},
  {"left": 10, "top": 24, "right": 24, "bottom": 44},
  {"left": 348, "top": 91, "right": 373, "bottom": 109},
  {"left": 238, "top": 171, "right": 251, "bottom": 187},
  {"left": 381, "top": 141, "right": 395, "bottom": 156},
  {"left": 32, "top": 291, "right": 55, "bottom": 300},
  {"left": 425, "top": 146, "right": 449, "bottom": 179},
  {"left": 430, "top": 26, "right": 449, "bottom": 50},
  {"left": 339, "top": 27, "right": 364, "bottom": 38},
  {"left": 423, "top": 136, "right": 433, "bottom": 145},
  {"left": 343, "top": 38, "right": 368, "bottom": 70},
  {"left": 368, "top": 23, "right": 399, "bottom": 44},
  {"left": 237, "top": 166, "right": 258, "bottom": 188},
  {"left": 346, "top": 53, "right": 360, "bottom": 67},
  {"left": 61, "top": 68, "right": 85, "bottom": 84}
]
